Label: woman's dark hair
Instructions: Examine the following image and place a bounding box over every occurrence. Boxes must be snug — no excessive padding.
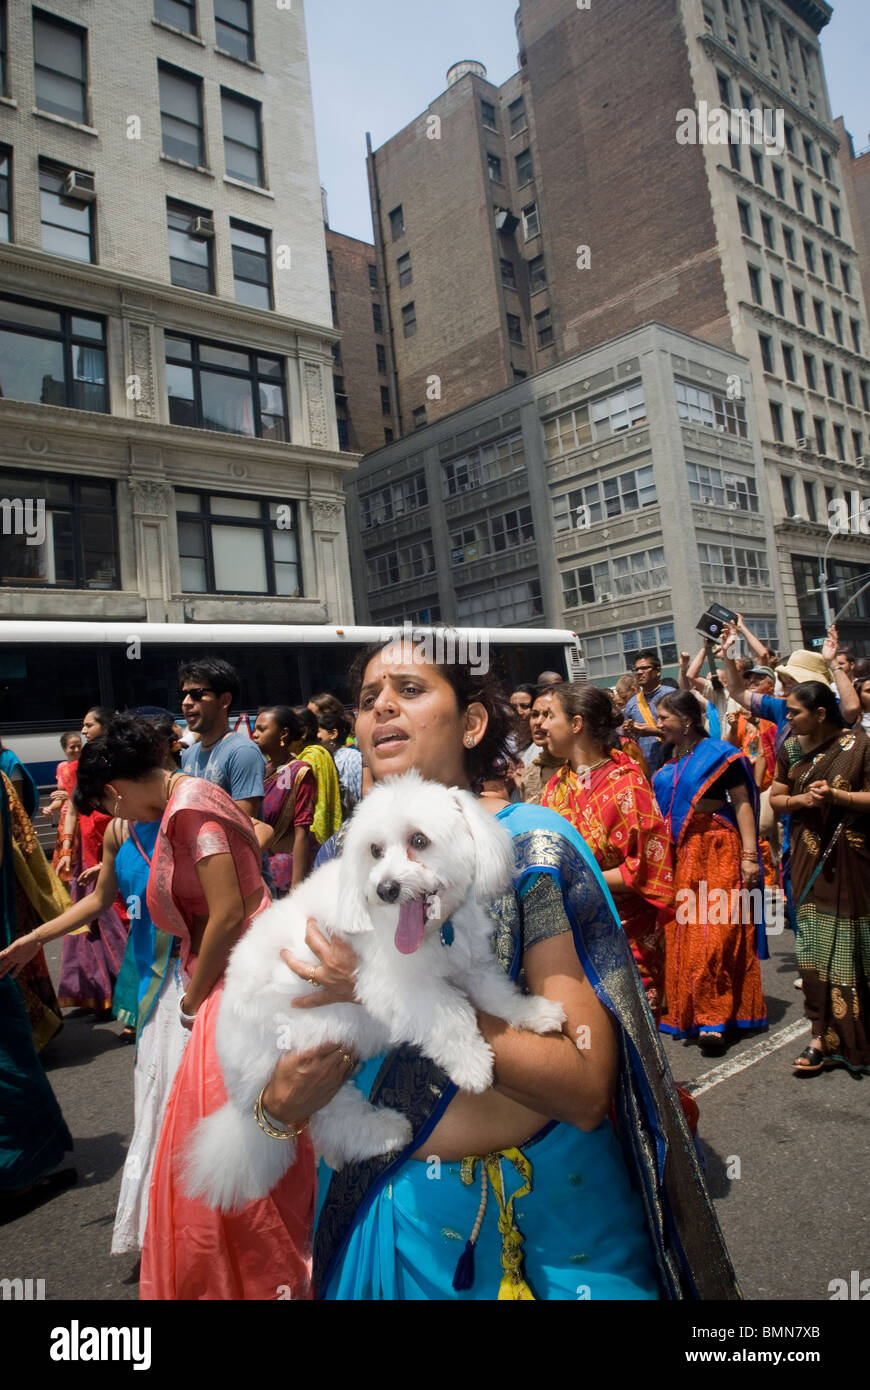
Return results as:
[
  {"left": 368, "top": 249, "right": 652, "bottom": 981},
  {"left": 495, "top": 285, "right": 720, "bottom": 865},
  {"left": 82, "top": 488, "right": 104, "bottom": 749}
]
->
[
  {"left": 74, "top": 715, "right": 166, "bottom": 814},
  {"left": 658, "top": 690, "right": 709, "bottom": 741},
  {"left": 548, "top": 683, "right": 622, "bottom": 748},
  {"left": 60, "top": 730, "right": 82, "bottom": 751},
  {"left": 511, "top": 683, "right": 538, "bottom": 700},
  {"left": 177, "top": 658, "right": 240, "bottom": 707},
  {"left": 789, "top": 681, "right": 846, "bottom": 729},
  {"left": 350, "top": 630, "right": 516, "bottom": 791},
  {"left": 308, "top": 692, "right": 346, "bottom": 721},
  {"left": 318, "top": 709, "right": 352, "bottom": 744},
  {"left": 86, "top": 706, "right": 116, "bottom": 732},
  {"left": 258, "top": 704, "right": 312, "bottom": 745}
]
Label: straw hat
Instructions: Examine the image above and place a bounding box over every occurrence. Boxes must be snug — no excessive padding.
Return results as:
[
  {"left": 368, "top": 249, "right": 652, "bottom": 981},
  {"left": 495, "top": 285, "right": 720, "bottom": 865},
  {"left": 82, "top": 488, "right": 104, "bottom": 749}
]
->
[{"left": 775, "top": 650, "right": 834, "bottom": 689}]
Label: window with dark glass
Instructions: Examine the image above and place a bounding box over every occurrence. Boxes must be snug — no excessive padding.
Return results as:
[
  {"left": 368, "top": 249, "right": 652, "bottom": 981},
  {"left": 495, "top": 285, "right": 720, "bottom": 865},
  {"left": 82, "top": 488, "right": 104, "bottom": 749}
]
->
[
  {"left": 515, "top": 148, "right": 533, "bottom": 185},
  {"left": 782, "top": 343, "right": 796, "bottom": 381},
  {"left": 397, "top": 252, "right": 412, "bottom": 287},
  {"left": 803, "top": 481, "right": 818, "bottom": 521},
  {"left": 389, "top": 205, "right": 404, "bottom": 241},
  {"left": 0, "top": 147, "right": 9, "bottom": 242},
  {"left": 529, "top": 255, "right": 547, "bottom": 292},
  {"left": 761, "top": 213, "right": 774, "bottom": 249},
  {"left": 783, "top": 226, "right": 796, "bottom": 259},
  {"left": 368, "top": 263, "right": 378, "bottom": 289},
  {"left": 509, "top": 95, "right": 527, "bottom": 136},
  {"left": 793, "top": 409, "right": 805, "bottom": 441},
  {"left": 487, "top": 152, "right": 503, "bottom": 183},
  {"left": 154, "top": 0, "right": 196, "bottom": 34},
  {"left": 851, "top": 318, "right": 861, "bottom": 353},
  {"left": 412, "top": 406, "right": 427, "bottom": 430},
  {"left": 803, "top": 137, "right": 815, "bottom": 168},
  {"left": 330, "top": 290, "right": 338, "bottom": 325},
  {"left": 402, "top": 302, "right": 416, "bottom": 338},
  {"left": 165, "top": 334, "right": 288, "bottom": 440},
  {"left": 729, "top": 144, "right": 741, "bottom": 173},
  {"left": 843, "top": 370, "right": 854, "bottom": 406},
  {"left": 840, "top": 261, "right": 851, "bottom": 294},
  {"left": 769, "top": 400, "right": 784, "bottom": 442},
  {"left": 853, "top": 430, "right": 864, "bottom": 462},
  {"left": 231, "top": 220, "right": 272, "bottom": 308},
  {"left": 717, "top": 71, "right": 731, "bottom": 104},
  {"left": 832, "top": 309, "right": 843, "bottom": 345},
  {"left": 772, "top": 165, "right": 785, "bottom": 199},
  {"left": 793, "top": 288, "right": 805, "bottom": 325},
  {"left": 215, "top": 0, "right": 253, "bottom": 61},
  {"left": 0, "top": 295, "right": 107, "bottom": 413},
  {"left": 784, "top": 122, "right": 795, "bottom": 154},
  {"left": 159, "top": 63, "right": 204, "bottom": 165},
  {"left": 771, "top": 277, "right": 784, "bottom": 315},
  {"left": 793, "top": 179, "right": 804, "bottom": 212},
  {"left": 750, "top": 150, "right": 763, "bottom": 186},
  {"left": 33, "top": 10, "right": 87, "bottom": 124},
  {"left": 831, "top": 205, "right": 841, "bottom": 237},
  {"left": 500, "top": 258, "right": 516, "bottom": 289},
  {"left": 812, "top": 191, "right": 824, "bottom": 225},
  {"left": 522, "top": 202, "right": 539, "bottom": 239},
  {"left": 823, "top": 361, "right": 836, "bottom": 397},
  {"left": 380, "top": 386, "right": 391, "bottom": 416},
  {"left": 737, "top": 199, "right": 752, "bottom": 236},
  {"left": 813, "top": 416, "right": 826, "bottom": 454},
  {"left": 0, "top": 469, "right": 117, "bottom": 590},
  {"left": 803, "top": 238, "right": 816, "bottom": 273},
  {"left": 372, "top": 302, "right": 383, "bottom": 335},
  {"left": 222, "top": 89, "right": 263, "bottom": 185},
  {"left": 758, "top": 333, "right": 774, "bottom": 372},
  {"left": 167, "top": 201, "right": 214, "bottom": 293},
  {"left": 833, "top": 424, "right": 846, "bottom": 461},
  {"left": 507, "top": 313, "right": 523, "bottom": 344},
  {"left": 813, "top": 298, "right": 825, "bottom": 335},
  {"left": 481, "top": 99, "right": 497, "bottom": 131},
  {"left": 376, "top": 343, "right": 386, "bottom": 373},
  {"left": 536, "top": 307, "right": 553, "bottom": 347},
  {"left": 39, "top": 162, "right": 94, "bottom": 263},
  {"left": 748, "top": 264, "right": 762, "bottom": 304},
  {"left": 803, "top": 353, "right": 816, "bottom": 390},
  {"left": 781, "top": 474, "right": 795, "bottom": 516},
  {"left": 175, "top": 491, "right": 300, "bottom": 596}
]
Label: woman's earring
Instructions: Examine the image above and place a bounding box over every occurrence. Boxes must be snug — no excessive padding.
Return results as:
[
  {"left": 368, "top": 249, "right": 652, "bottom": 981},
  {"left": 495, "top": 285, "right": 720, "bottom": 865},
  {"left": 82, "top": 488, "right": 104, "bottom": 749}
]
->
[
  {"left": 280, "top": 738, "right": 287, "bottom": 748},
  {"left": 465, "top": 736, "right": 476, "bottom": 749},
  {"left": 113, "top": 795, "right": 122, "bottom": 815}
]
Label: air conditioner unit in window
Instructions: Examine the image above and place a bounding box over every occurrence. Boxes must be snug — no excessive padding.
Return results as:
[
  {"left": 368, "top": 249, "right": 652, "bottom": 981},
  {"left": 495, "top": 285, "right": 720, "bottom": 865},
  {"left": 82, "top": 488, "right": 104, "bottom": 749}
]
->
[
  {"left": 598, "top": 592, "right": 613, "bottom": 603},
  {"left": 191, "top": 215, "right": 216, "bottom": 239},
  {"left": 62, "top": 170, "right": 96, "bottom": 202},
  {"left": 855, "top": 456, "right": 866, "bottom": 470},
  {"left": 796, "top": 437, "right": 811, "bottom": 451},
  {"left": 494, "top": 207, "right": 519, "bottom": 236}
]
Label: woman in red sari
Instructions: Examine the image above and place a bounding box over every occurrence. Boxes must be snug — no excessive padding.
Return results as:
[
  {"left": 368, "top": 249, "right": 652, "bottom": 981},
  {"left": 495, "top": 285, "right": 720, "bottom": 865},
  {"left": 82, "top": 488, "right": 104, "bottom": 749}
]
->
[
  {"left": 540, "top": 685, "right": 674, "bottom": 1021},
  {"left": 252, "top": 706, "right": 317, "bottom": 896},
  {"left": 73, "top": 716, "right": 315, "bottom": 1301}
]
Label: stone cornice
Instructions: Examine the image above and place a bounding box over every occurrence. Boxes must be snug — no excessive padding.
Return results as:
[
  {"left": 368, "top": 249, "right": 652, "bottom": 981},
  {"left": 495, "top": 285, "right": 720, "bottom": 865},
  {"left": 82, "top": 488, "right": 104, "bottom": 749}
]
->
[
  {"left": 721, "top": 163, "right": 855, "bottom": 261},
  {"left": 737, "top": 299, "right": 870, "bottom": 376},
  {"left": 698, "top": 33, "right": 835, "bottom": 144},
  {"left": 783, "top": 0, "right": 833, "bottom": 36}
]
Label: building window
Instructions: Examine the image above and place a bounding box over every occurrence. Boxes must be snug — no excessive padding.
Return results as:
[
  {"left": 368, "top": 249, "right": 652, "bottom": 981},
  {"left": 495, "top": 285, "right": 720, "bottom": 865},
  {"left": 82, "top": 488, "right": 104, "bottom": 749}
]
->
[
  {"left": 360, "top": 473, "right": 428, "bottom": 530},
  {"left": 372, "top": 303, "right": 383, "bottom": 335},
  {"left": 831, "top": 205, "right": 842, "bottom": 238},
  {"left": 782, "top": 344, "right": 796, "bottom": 381},
  {"left": 792, "top": 408, "right": 806, "bottom": 442},
  {"left": 509, "top": 95, "right": 527, "bottom": 136},
  {"left": 384, "top": 428, "right": 393, "bottom": 444},
  {"left": 675, "top": 379, "right": 747, "bottom": 437},
  {"left": 456, "top": 579, "right": 543, "bottom": 628},
  {"left": 840, "top": 261, "right": 852, "bottom": 294},
  {"left": 823, "top": 361, "right": 836, "bottom": 397},
  {"left": 822, "top": 250, "right": 834, "bottom": 283},
  {"left": 412, "top": 406, "right": 427, "bottom": 430},
  {"left": 500, "top": 258, "right": 517, "bottom": 289},
  {"left": 513, "top": 368, "right": 527, "bottom": 380},
  {"left": 813, "top": 299, "right": 825, "bottom": 335},
  {"left": 154, "top": 0, "right": 196, "bottom": 33},
  {"left": 851, "top": 318, "right": 861, "bottom": 353},
  {"left": 0, "top": 295, "right": 107, "bottom": 412},
  {"left": 507, "top": 313, "right": 523, "bottom": 345},
  {"left": 729, "top": 144, "right": 742, "bottom": 174},
  {"left": 803, "top": 353, "right": 817, "bottom": 391},
  {"left": 451, "top": 506, "right": 535, "bottom": 567},
  {"left": 842, "top": 370, "right": 854, "bottom": 406},
  {"left": 748, "top": 265, "right": 762, "bottom": 305},
  {"left": 803, "top": 480, "right": 818, "bottom": 522},
  {"left": 546, "top": 385, "right": 648, "bottom": 456},
  {"left": 230, "top": 220, "right": 272, "bottom": 309},
  {"left": 402, "top": 302, "right": 417, "bottom": 338},
  {"left": 522, "top": 202, "right": 540, "bottom": 239},
  {"left": 367, "top": 539, "right": 435, "bottom": 590},
  {"left": 812, "top": 192, "right": 824, "bottom": 226},
  {"left": 771, "top": 277, "right": 784, "bottom": 315},
  {"left": 397, "top": 252, "right": 412, "bottom": 287},
  {"left": 783, "top": 120, "right": 795, "bottom": 153},
  {"left": 221, "top": 89, "right": 264, "bottom": 186},
  {"left": 562, "top": 546, "right": 667, "bottom": 609},
  {"left": 853, "top": 431, "right": 864, "bottom": 462},
  {"left": 535, "top": 307, "right": 553, "bottom": 347},
  {"left": 380, "top": 386, "right": 391, "bottom": 417},
  {"left": 862, "top": 379, "right": 870, "bottom": 413},
  {"left": 803, "top": 136, "right": 815, "bottom": 168},
  {"left": 793, "top": 179, "right": 804, "bottom": 213},
  {"left": 0, "top": 147, "right": 10, "bottom": 242},
  {"left": 336, "top": 417, "right": 349, "bottom": 450},
  {"left": 175, "top": 491, "right": 300, "bottom": 596},
  {"left": 781, "top": 475, "right": 796, "bottom": 515},
  {"left": 832, "top": 309, "right": 844, "bottom": 345},
  {"left": 772, "top": 165, "right": 785, "bottom": 199},
  {"left": 769, "top": 400, "right": 784, "bottom": 442},
  {"left": 165, "top": 334, "right": 288, "bottom": 440},
  {"left": 0, "top": 469, "right": 117, "bottom": 590},
  {"left": 803, "top": 238, "right": 816, "bottom": 274},
  {"left": 760, "top": 213, "right": 775, "bottom": 249},
  {"left": 333, "top": 375, "right": 344, "bottom": 396},
  {"left": 442, "top": 433, "right": 525, "bottom": 497},
  {"left": 515, "top": 148, "right": 533, "bottom": 186},
  {"left": 33, "top": 10, "right": 87, "bottom": 124},
  {"left": 331, "top": 342, "right": 341, "bottom": 369},
  {"left": 783, "top": 226, "right": 796, "bottom": 260},
  {"left": 717, "top": 70, "right": 732, "bottom": 104},
  {"left": 529, "top": 255, "right": 547, "bottom": 292},
  {"left": 814, "top": 416, "right": 826, "bottom": 454},
  {"left": 376, "top": 343, "right": 387, "bottom": 373},
  {"left": 737, "top": 199, "right": 752, "bottom": 236},
  {"left": 368, "top": 262, "right": 378, "bottom": 289},
  {"left": 553, "top": 465, "right": 657, "bottom": 532},
  {"left": 759, "top": 333, "right": 774, "bottom": 372},
  {"left": 159, "top": 63, "right": 204, "bottom": 166},
  {"left": 582, "top": 624, "right": 677, "bottom": 680},
  {"left": 481, "top": 99, "right": 497, "bottom": 131},
  {"left": 389, "top": 205, "right": 405, "bottom": 241},
  {"left": 699, "top": 543, "right": 769, "bottom": 588},
  {"left": 687, "top": 462, "right": 759, "bottom": 512},
  {"left": 39, "top": 162, "right": 94, "bottom": 263},
  {"left": 487, "top": 152, "right": 503, "bottom": 183},
  {"left": 793, "top": 288, "right": 805, "bottom": 325},
  {"left": 833, "top": 424, "right": 846, "bottom": 461},
  {"left": 750, "top": 150, "right": 763, "bottom": 186},
  {"left": 215, "top": 0, "right": 254, "bottom": 61},
  {"left": 330, "top": 290, "right": 338, "bottom": 326},
  {"left": 167, "top": 201, "right": 214, "bottom": 293}
]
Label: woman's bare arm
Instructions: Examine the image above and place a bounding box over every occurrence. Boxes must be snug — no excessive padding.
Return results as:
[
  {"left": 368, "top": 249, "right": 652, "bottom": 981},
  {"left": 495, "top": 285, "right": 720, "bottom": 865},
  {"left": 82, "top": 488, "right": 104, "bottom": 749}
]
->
[
  {"left": 291, "top": 824, "right": 309, "bottom": 887},
  {"left": 181, "top": 855, "right": 263, "bottom": 1015}
]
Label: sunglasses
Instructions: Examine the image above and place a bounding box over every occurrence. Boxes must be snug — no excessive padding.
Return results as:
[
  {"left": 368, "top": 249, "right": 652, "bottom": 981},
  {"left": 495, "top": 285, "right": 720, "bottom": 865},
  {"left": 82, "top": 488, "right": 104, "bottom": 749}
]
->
[{"left": 181, "top": 687, "right": 216, "bottom": 702}]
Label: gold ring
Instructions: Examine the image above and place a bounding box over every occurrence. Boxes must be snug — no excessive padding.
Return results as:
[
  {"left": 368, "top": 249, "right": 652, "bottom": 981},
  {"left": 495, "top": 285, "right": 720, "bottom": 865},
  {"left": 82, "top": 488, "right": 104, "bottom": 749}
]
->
[
  {"left": 307, "top": 966, "right": 319, "bottom": 987},
  {"left": 341, "top": 1051, "right": 353, "bottom": 1067}
]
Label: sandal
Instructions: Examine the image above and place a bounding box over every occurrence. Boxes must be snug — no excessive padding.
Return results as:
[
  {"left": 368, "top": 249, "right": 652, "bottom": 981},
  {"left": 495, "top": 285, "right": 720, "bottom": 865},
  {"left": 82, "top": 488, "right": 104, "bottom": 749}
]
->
[{"left": 793, "top": 1044, "right": 825, "bottom": 1074}]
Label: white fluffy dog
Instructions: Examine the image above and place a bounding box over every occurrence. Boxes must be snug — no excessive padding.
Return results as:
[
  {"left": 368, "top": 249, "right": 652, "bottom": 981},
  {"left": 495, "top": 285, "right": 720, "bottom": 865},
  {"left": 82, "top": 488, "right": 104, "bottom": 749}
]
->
[{"left": 184, "top": 770, "right": 565, "bottom": 1212}]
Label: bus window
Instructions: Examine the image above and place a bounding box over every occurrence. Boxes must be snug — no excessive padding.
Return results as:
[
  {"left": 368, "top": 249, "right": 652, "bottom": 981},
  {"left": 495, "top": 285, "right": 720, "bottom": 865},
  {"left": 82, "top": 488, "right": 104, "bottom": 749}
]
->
[{"left": 0, "top": 646, "right": 104, "bottom": 727}]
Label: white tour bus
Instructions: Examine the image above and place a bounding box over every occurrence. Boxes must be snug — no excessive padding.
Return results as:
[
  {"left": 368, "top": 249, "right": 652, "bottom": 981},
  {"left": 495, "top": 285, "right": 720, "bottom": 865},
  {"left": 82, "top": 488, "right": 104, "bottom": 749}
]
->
[{"left": 0, "top": 622, "right": 584, "bottom": 785}]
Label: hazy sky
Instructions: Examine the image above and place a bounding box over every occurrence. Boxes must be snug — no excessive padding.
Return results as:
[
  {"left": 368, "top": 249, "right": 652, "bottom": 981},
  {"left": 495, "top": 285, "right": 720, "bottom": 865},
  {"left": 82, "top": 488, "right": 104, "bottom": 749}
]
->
[{"left": 305, "top": 0, "right": 868, "bottom": 244}]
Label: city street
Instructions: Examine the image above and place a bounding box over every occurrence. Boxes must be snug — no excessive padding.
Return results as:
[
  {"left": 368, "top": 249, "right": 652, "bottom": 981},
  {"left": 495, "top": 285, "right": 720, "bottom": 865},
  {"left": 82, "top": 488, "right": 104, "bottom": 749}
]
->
[{"left": 1, "top": 926, "right": 865, "bottom": 1303}]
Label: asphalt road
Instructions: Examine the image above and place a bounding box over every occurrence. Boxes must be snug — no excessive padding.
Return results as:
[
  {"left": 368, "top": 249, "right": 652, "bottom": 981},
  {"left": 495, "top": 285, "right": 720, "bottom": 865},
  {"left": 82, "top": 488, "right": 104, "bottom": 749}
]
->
[{"left": 0, "top": 928, "right": 866, "bottom": 1303}]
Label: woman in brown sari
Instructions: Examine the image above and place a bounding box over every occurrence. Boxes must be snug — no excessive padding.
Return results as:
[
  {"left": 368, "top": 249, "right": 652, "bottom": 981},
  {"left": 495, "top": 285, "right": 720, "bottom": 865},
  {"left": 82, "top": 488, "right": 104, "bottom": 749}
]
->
[{"left": 769, "top": 681, "right": 870, "bottom": 1075}]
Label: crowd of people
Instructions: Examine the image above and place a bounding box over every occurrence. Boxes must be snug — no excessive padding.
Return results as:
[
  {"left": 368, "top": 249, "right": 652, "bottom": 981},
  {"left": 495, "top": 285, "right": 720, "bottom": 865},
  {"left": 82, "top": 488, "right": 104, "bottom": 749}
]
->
[{"left": 0, "top": 618, "right": 866, "bottom": 1301}]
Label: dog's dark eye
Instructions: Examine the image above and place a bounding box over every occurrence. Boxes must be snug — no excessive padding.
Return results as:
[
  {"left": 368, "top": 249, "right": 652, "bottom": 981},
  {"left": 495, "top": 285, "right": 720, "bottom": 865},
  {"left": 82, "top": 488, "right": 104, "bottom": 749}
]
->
[
  {"left": 409, "top": 833, "right": 429, "bottom": 851},
  {"left": 371, "top": 844, "right": 384, "bottom": 860}
]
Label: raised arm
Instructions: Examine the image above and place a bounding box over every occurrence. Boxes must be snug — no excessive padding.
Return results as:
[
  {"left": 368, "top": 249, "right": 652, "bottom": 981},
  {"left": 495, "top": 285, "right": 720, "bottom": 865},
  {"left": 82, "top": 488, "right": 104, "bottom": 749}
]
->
[
  {"left": 822, "top": 625, "right": 861, "bottom": 725},
  {"left": 719, "top": 623, "right": 753, "bottom": 713},
  {"left": 736, "top": 614, "right": 772, "bottom": 665}
]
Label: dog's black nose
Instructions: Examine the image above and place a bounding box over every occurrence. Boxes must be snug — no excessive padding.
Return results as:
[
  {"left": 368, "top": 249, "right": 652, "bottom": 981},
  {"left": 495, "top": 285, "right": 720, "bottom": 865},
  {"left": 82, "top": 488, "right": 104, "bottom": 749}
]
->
[{"left": 377, "top": 880, "right": 401, "bottom": 903}]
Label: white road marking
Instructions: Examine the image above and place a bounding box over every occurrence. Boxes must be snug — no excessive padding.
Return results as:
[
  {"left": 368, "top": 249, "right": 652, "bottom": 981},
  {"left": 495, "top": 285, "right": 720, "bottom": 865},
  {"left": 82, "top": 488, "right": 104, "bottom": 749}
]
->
[{"left": 685, "top": 1019, "right": 811, "bottom": 1097}]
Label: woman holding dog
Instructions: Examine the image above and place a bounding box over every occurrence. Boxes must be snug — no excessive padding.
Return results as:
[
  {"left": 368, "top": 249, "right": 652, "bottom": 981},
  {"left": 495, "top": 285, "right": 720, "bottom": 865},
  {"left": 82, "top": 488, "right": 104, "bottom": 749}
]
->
[{"left": 260, "top": 638, "right": 739, "bottom": 1301}]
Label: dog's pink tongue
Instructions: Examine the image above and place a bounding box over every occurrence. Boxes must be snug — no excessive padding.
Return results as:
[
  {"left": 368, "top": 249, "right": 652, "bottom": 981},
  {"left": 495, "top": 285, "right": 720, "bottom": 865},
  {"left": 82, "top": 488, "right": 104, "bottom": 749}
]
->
[{"left": 395, "top": 898, "right": 427, "bottom": 955}]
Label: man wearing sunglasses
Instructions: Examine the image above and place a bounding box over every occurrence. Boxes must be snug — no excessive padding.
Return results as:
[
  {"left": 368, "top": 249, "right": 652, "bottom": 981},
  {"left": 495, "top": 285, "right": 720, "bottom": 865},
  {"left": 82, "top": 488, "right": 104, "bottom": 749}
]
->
[{"left": 178, "top": 658, "right": 264, "bottom": 819}]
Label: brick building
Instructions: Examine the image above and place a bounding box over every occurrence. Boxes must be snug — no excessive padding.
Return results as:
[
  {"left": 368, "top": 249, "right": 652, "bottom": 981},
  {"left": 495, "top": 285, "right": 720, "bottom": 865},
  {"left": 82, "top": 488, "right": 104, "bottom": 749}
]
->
[
  {"left": 0, "top": 0, "right": 356, "bottom": 626},
  {"left": 325, "top": 222, "right": 394, "bottom": 457},
  {"left": 363, "top": 0, "right": 870, "bottom": 653}
]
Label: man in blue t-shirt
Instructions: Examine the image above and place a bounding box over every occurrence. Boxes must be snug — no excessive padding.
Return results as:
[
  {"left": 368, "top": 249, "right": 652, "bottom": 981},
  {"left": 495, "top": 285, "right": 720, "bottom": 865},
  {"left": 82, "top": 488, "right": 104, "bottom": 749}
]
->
[
  {"left": 623, "top": 651, "right": 670, "bottom": 776},
  {"left": 179, "top": 658, "right": 264, "bottom": 818}
]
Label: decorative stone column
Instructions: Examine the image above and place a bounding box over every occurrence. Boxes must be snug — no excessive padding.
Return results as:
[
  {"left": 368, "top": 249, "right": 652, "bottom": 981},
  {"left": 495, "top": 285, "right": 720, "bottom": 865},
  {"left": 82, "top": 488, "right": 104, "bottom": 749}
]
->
[
  {"left": 309, "top": 497, "right": 354, "bottom": 622},
  {"left": 128, "top": 477, "right": 173, "bottom": 622}
]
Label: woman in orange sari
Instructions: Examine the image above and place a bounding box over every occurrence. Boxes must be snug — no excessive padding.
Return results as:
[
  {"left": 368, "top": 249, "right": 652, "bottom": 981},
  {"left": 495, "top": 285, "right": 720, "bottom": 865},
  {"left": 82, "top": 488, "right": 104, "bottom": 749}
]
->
[
  {"left": 72, "top": 715, "right": 315, "bottom": 1301},
  {"left": 540, "top": 685, "right": 673, "bottom": 1021}
]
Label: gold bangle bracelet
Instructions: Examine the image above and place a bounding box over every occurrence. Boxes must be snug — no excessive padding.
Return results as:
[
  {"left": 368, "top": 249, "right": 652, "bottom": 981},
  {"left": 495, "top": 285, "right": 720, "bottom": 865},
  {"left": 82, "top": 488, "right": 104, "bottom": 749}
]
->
[{"left": 253, "top": 1087, "right": 307, "bottom": 1141}]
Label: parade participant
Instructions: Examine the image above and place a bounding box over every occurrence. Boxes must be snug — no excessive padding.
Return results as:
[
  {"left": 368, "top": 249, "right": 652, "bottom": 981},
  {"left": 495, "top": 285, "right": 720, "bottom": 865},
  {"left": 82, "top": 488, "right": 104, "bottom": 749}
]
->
[
  {"left": 179, "top": 659, "right": 265, "bottom": 818},
  {"left": 253, "top": 706, "right": 318, "bottom": 895},
  {"left": 518, "top": 690, "right": 565, "bottom": 803},
  {"left": 540, "top": 685, "right": 673, "bottom": 1022},
  {"left": 317, "top": 710, "right": 363, "bottom": 815},
  {"left": 0, "top": 738, "right": 39, "bottom": 817},
  {"left": 768, "top": 684, "right": 870, "bottom": 1076},
  {"left": 623, "top": 653, "right": 670, "bottom": 776},
  {"left": 856, "top": 676, "right": 870, "bottom": 735},
  {"left": 64, "top": 715, "right": 311, "bottom": 1299},
  {"left": 536, "top": 670, "right": 564, "bottom": 689},
  {"left": 56, "top": 706, "right": 129, "bottom": 1018},
  {"left": 48, "top": 733, "right": 83, "bottom": 882},
  {"left": 291, "top": 705, "right": 343, "bottom": 847},
  {"left": 654, "top": 692, "right": 767, "bottom": 1051},
  {"left": 0, "top": 771, "right": 75, "bottom": 1220},
  {"left": 261, "top": 638, "right": 739, "bottom": 1301},
  {"left": 508, "top": 685, "right": 538, "bottom": 767}
]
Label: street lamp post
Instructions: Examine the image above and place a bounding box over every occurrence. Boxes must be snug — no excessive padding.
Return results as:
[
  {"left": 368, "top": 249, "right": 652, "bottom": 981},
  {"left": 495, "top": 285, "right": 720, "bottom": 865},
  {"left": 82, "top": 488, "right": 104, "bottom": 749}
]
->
[{"left": 818, "top": 506, "right": 869, "bottom": 628}]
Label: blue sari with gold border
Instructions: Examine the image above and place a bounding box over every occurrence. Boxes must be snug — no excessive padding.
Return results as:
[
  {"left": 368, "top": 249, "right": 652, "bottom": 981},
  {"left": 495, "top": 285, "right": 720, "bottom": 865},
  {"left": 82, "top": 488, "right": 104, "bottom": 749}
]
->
[{"left": 313, "top": 802, "right": 739, "bottom": 1300}]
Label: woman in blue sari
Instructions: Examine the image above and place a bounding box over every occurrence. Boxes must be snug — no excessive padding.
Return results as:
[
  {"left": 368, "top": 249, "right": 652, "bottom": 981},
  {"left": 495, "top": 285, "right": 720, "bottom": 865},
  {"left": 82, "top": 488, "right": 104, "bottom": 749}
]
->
[
  {"left": 259, "top": 639, "right": 739, "bottom": 1301},
  {"left": 653, "top": 691, "right": 768, "bottom": 1051}
]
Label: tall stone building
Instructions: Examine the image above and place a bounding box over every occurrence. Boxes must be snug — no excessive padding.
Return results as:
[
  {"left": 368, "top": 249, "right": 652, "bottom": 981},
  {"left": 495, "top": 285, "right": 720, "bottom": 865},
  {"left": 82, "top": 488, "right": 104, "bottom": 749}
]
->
[
  {"left": 325, "top": 222, "right": 395, "bottom": 457},
  {"left": 365, "top": 0, "right": 870, "bottom": 653},
  {"left": 836, "top": 119, "right": 870, "bottom": 332},
  {"left": 0, "top": 0, "right": 355, "bottom": 626}
]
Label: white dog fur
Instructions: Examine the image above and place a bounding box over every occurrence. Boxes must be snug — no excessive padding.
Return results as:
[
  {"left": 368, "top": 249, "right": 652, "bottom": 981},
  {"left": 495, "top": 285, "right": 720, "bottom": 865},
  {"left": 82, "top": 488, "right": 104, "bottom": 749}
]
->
[{"left": 184, "top": 770, "right": 565, "bottom": 1212}]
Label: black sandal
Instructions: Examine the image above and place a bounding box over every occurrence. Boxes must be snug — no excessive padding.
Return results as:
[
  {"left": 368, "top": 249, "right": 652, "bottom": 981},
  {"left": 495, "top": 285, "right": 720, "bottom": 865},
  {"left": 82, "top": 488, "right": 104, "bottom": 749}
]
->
[{"left": 793, "top": 1044, "right": 825, "bottom": 1074}]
